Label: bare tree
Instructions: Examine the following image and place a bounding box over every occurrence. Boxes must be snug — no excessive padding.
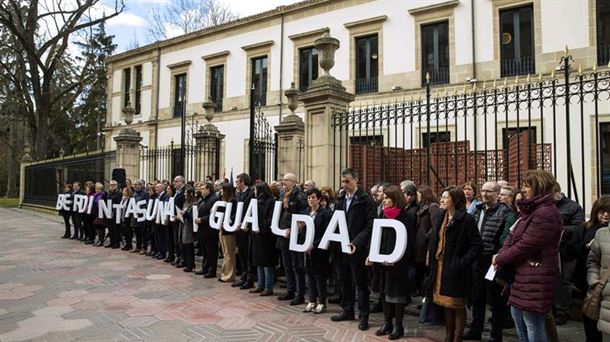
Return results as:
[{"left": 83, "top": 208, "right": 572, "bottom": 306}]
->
[
  {"left": 0, "top": 0, "right": 124, "bottom": 160},
  {"left": 146, "top": 0, "right": 238, "bottom": 42}
]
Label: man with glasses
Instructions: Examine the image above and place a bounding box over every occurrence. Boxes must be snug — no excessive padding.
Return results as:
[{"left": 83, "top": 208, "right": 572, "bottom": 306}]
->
[
  {"left": 277, "top": 173, "right": 308, "bottom": 305},
  {"left": 463, "top": 181, "right": 513, "bottom": 342},
  {"left": 169, "top": 176, "right": 185, "bottom": 265}
]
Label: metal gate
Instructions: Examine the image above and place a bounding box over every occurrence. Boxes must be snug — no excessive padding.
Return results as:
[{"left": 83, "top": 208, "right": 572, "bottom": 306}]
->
[{"left": 251, "top": 109, "right": 277, "bottom": 182}]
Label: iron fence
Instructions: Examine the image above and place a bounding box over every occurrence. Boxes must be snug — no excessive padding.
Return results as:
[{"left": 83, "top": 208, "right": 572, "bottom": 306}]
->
[
  {"left": 333, "top": 52, "right": 610, "bottom": 210},
  {"left": 251, "top": 109, "right": 278, "bottom": 182},
  {"left": 23, "top": 151, "right": 116, "bottom": 207}
]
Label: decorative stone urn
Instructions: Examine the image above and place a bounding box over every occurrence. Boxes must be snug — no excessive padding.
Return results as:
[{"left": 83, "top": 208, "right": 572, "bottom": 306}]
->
[{"left": 314, "top": 28, "right": 340, "bottom": 77}]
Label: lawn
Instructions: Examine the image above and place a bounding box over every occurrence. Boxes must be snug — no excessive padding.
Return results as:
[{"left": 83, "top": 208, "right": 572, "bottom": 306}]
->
[{"left": 0, "top": 198, "right": 19, "bottom": 207}]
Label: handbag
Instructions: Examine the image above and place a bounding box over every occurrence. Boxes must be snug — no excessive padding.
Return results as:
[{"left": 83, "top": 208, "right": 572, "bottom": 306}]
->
[{"left": 582, "top": 267, "right": 610, "bottom": 320}]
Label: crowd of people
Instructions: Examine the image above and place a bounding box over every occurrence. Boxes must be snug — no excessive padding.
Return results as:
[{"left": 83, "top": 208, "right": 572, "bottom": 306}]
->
[{"left": 57, "top": 168, "right": 610, "bottom": 342}]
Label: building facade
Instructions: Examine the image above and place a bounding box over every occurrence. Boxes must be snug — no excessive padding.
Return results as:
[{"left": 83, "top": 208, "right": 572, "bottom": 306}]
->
[{"left": 104, "top": 0, "right": 610, "bottom": 210}]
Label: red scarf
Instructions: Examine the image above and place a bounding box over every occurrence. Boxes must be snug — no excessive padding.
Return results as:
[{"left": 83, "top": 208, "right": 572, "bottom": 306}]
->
[{"left": 383, "top": 207, "right": 401, "bottom": 219}]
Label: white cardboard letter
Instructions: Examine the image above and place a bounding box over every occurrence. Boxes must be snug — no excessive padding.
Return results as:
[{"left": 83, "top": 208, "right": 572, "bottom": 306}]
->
[
  {"left": 98, "top": 199, "right": 113, "bottom": 219},
  {"left": 368, "top": 219, "right": 407, "bottom": 264},
  {"left": 209, "top": 201, "right": 226, "bottom": 230},
  {"left": 289, "top": 214, "right": 315, "bottom": 252},
  {"left": 241, "top": 200, "right": 259, "bottom": 232},
  {"left": 270, "top": 201, "right": 288, "bottom": 237},
  {"left": 223, "top": 202, "right": 244, "bottom": 232},
  {"left": 317, "top": 210, "right": 351, "bottom": 254}
]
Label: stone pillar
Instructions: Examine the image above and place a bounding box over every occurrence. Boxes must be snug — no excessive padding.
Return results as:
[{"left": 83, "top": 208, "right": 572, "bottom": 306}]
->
[
  {"left": 193, "top": 124, "right": 225, "bottom": 181},
  {"left": 114, "top": 104, "right": 142, "bottom": 181},
  {"left": 19, "top": 144, "right": 33, "bottom": 206},
  {"left": 193, "top": 98, "right": 225, "bottom": 181},
  {"left": 299, "top": 29, "right": 355, "bottom": 188},
  {"left": 114, "top": 128, "right": 142, "bottom": 181},
  {"left": 275, "top": 82, "right": 305, "bottom": 180}
]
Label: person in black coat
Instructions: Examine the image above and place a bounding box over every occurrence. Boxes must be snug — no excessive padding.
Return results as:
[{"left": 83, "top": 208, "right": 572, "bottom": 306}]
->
[
  {"left": 171, "top": 176, "right": 186, "bottom": 266},
  {"left": 277, "top": 173, "right": 308, "bottom": 305},
  {"left": 60, "top": 184, "right": 73, "bottom": 239},
  {"left": 71, "top": 182, "right": 85, "bottom": 240},
  {"left": 106, "top": 180, "right": 123, "bottom": 249},
  {"left": 427, "top": 187, "right": 482, "bottom": 342},
  {"left": 152, "top": 183, "right": 168, "bottom": 258},
  {"left": 369, "top": 185, "right": 416, "bottom": 340},
  {"left": 233, "top": 173, "right": 255, "bottom": 290},
  {"left": 195, "top": 182, "right": 219, "bottom": 277},
  {"left": 553, "top": 183, "right": 585, "bottom": 325},
  {"left": 250, "top": 182, "right": 277, "bottom": 296},
  {"left": 330, "top": 168, "right": 377, "bottom": 331},
  {"left": 302, "top": 188, "right": 332, "bottom": 314}
]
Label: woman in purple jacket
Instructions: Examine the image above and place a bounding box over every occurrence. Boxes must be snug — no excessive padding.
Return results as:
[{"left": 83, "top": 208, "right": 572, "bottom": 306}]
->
[{"left": 493, "top": 170, "right": 563, "bottom": 342}]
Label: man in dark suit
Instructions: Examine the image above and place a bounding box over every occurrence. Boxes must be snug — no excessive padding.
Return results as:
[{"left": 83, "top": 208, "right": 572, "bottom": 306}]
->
[
  {"left": 171, "top": 175, "right": 186, "bottom": 266},
  {"left": 71, "top": 182, "right": 85, "bottom": 240},
  {"left": 330, "top": 168, "right": 377, "bottom": 331},
  {"left": 232, "top": 173, "right": 255, "bottom": 289},
  {"left": 153, "top": 183, "right": 168, "bottom": 259},
  {"left": 106, "top": 180, "right": 123, "bottom": 249},
  {"left": 195, "top": 182, "right": 219, "bottom": 277}
]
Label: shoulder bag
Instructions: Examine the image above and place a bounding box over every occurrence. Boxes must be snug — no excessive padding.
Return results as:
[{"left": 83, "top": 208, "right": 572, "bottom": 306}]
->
[{"left": 582, "top": 267, "right": 610, "bottom": 320}]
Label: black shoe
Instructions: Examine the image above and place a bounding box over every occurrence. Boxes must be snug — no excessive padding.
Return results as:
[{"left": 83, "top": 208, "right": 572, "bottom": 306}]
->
[
  {"left": 278, "top": 292, "right": 295, "bottom": 301},
  {"left": 112, "top": 246, "right": 120, "bottom": 249},
  {"left": 289, "top": 296, "right": 304, "bottom": 306},
  {"left": 358, "top": 316, "right": 369, "bottom": 330},
  {"left": 61, "top": 235, "right": 70, "bottom": 239},
  {"left": 104, "top": 244, "right": 112, "bottom": 248},
  {"left": 195, "top": 270, "right": 206, "bottom": 275},
  {"left": 232, "top": 280, "right": 246, "bottom": 288},
  {"left": 330, "top": 312, "right": 355, "bottom": 322},
  {"left": 389, "top": 325, "right": 404, "bottom": 340},
  {"left": 84, "top": 239, "right": 94, "bottom": 245},
  {"left": 462, "top": 330, "right": 482, "bottom": 341},
  {"left": 70, "top": 235, "right": 77, "bottom": 240},
  {"left": 375, "top": 322, "right": 393, "bottom": 336},
  {"left": 183, "top": 267, "right": 193, "bottom": 273},
  {"left": 488, "top": 336, "right": 502, "bottom": 342},
  {"left": 164, "top": 258, "right": 174, "bottom": 263},
  {"left": 203, "top": 273, "right": 216, "bottom": 279},
  {"left": 240, "top": 282, "right": 254, "bottom": 290}
]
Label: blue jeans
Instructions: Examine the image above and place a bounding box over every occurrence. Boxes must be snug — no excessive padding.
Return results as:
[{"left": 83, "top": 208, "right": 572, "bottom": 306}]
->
[
  {"left": 511, "top": 306, "right": 547, "bottom": 342},
  {"left": 257, "top": 266, "right": 275, "bottom": 291}
]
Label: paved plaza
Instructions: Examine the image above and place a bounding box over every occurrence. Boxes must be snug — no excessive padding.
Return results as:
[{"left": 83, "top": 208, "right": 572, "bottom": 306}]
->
[{"left": 0, "top": 207, "right": 585, "bottom": 342}]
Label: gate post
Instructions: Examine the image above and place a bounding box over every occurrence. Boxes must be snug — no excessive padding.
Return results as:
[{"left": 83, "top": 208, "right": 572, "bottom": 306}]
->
[
  {"left": 300, "top": 29, "right": 354, "bottom": 188},
  {"left": 114, "top": 104, "right": 143, "bottom": 181},
  {"left": 19, "top": 144, "right": 33, "bottom": 206},
  {"left": 194, "top": 98, "right": 225, "bottom": 181},
  {"left": 275, "top": 82, "right": 305, "bottom": 180}
]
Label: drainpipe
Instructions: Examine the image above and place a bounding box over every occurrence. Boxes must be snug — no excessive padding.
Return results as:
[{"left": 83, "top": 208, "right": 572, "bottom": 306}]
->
[
  {"left": 470, "top": 0, "right": 477, "bottom": 80},
  {"left": 278, "top": 10, "right": 285, "bottom": 122},
  {"left": 154, "top": 47, "right": 161, "bottom": 150}
]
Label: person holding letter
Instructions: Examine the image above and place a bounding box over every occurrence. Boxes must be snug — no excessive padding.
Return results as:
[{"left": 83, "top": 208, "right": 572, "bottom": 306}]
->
[
  {"left": 59, "top": 184, "right": 73, "bottom": 239},
  {"left": 195, "top": 182, "right": 219, "bottom": 277},
  {"left": 330, "top": 168, "right": 377, "bottom": 331},
  {"left": 250, "top": 182, "right": 278, "bottom": 296},
  {"left": 218, "top": 183, "right": 237, "bottom": 283},
  {"left": 301, "top": 188, "right": 332, "bottom": 314},
  {"left": 369, "top": 185, "right": 415, "bottom": 340},
  {"left": 177, "top": 186, "right": 197, "bottom": 273},
  {"left": 427, "top": 187, "right": 482, "bottom": 342}
]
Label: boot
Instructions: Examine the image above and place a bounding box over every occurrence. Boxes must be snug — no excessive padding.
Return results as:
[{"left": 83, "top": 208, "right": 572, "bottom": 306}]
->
[
  {"left": 375, "top": 322, "right": 393, "bottom": 336},
  {"left": 388, "top": 324, "right": 404, "bottom": 340}
]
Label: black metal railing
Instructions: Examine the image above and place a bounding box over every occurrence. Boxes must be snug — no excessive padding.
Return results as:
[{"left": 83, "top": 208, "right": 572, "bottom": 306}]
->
[
  {"left": 422, "top": 67, "right": 450, "bottom": 86},
  {"left": 501, "top": 56, "right": 535, "bottom": 77},
  {"left": 333, "top": 52, "right": 609, "bottom": 210},
  {"left": 23, "top": 151, "right": 116, "bottom": 207},
  {"left": 355, "top": 77, "right": 378, "bottom": 94},
  {"left": 252, "top": 108, "right": 277, "bottom": 182},
  {"left": 598, "top": 44, "right": 610, "bottom": 67}
]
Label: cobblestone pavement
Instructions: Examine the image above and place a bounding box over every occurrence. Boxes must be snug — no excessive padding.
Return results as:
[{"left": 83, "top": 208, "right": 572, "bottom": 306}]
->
[{"left": 0, "top": 207, "right": 584, "bottom": 342}]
